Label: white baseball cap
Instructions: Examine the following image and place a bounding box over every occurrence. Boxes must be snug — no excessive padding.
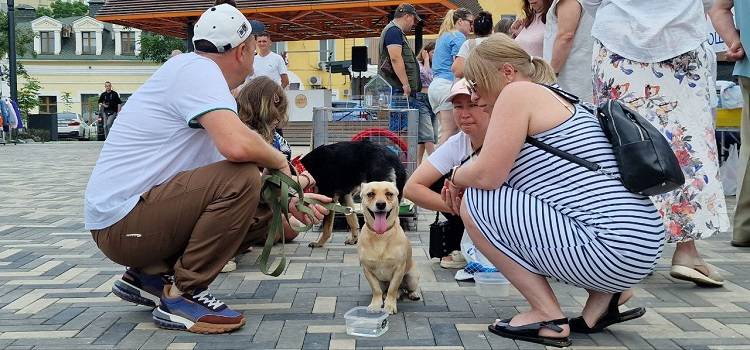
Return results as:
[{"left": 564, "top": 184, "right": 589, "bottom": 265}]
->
[{"left": 192, "top": 4, "right": 266, "bottom": 53}]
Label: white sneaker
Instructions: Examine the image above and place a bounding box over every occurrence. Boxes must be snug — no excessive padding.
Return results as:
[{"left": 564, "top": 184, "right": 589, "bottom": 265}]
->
[
  {"left": 454, "top": 269, "right": 474, "bottom": 281},
  {"left": 220, "top": 259, "right": 237, "bottom": 273}
]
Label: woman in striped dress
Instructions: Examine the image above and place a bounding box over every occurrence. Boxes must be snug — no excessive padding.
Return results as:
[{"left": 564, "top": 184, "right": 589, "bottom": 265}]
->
[{"left": 447, "top": 34, "right": 666, "bottom": 348}]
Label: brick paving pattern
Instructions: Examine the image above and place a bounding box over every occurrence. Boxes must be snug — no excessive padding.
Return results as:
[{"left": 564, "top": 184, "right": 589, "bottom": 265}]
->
[{"left": 0, "top": 142, "right": 749, "bottom": 350}]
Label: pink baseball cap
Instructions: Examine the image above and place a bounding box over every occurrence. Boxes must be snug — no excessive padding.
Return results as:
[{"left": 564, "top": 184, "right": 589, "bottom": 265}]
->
[{"left": 446, "top": 78, "right": 471, "bottom": 102}]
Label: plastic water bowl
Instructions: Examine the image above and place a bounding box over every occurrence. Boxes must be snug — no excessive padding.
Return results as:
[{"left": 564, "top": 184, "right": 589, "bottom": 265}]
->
[
  {"left": 474, "top": 272, "right": 510, "bottom": 298},
  {"left": 344, "top": 306, "right": 389, "bottom": 337}
]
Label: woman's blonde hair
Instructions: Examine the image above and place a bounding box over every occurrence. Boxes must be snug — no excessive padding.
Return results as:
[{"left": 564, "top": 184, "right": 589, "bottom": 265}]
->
[
  {"left": 437, "top": 8, "right": 473, "bottom": 36},
  {"left": 464, "top": 33, "right": 556, "bottom": 98},
  {"left": 236, "top": 76, "right": 289, "bottom": 143}
]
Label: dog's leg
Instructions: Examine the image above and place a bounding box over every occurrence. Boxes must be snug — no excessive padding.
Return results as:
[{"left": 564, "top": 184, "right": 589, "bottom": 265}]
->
[
  {"left": 383, "top": 264, "right": 407, "bottom": 314},
  {"left": 343, "top": 194, "right": 359, "bottom": 245},
  {"left": 401, "top": 263, "right": 421, "bottom": 301},
  {"left": 363, "top": 267, "right": 385, "bottom": 311},
  {"left": 308, "top": 194, "right": 338, "bottom": 248}
]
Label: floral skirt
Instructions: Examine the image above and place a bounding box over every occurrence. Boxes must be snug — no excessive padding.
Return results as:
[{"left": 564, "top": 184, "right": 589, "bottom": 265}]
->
[{"left": 593, "top": 40, "right": 730, "bottom": 242}]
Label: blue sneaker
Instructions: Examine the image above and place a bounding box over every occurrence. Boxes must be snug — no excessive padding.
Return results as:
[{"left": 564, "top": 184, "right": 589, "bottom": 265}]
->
[
  {"left": 111, "top": 268, "right": 169, "bottom": 307},
  {"left": 152, "top": 286, "right": 246, "bottom": 334}
]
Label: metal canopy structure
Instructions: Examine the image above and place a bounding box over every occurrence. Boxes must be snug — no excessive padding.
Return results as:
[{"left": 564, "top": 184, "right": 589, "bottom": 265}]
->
[{"left": 96, "top": 0, "right": 483, "bottom": 41}]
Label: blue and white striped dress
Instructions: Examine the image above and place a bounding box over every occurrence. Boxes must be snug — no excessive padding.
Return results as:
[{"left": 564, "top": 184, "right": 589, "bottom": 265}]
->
[{"left": 464, "top": 104, "right": 666, "bottom": 293}]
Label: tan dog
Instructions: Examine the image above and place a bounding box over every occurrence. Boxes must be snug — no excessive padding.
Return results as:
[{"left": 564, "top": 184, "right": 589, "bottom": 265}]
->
[{"left": 358, "top": 181, "right": 420, "bottom": 314}]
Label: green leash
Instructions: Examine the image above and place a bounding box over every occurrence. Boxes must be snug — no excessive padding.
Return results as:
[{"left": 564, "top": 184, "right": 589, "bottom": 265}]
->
[{"left": 258, "top": 170, "right": 354, "bottom": 276}]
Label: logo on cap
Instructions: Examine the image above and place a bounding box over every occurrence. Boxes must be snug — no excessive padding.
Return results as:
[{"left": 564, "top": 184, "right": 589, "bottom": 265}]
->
[{"left": 238, "top": 22, "right": 248, "bottom": 38}]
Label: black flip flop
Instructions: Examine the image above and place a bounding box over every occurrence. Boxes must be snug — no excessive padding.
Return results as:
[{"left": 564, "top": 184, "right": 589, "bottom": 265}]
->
[
  {"left": 570, "top": 292, "right": 646, "bottom": 333},
  {"left": 487, "top": 317, "right": 572, "bottom": 348}
]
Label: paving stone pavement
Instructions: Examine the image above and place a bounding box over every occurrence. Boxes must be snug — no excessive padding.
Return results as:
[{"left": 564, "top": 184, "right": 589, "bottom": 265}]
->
[{"left": 1, "top": 142, "right": 750, "bottom": 350}]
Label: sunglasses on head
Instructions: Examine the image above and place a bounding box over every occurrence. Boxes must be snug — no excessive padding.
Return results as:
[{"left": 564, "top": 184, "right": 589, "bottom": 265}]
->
[{"left": 466, "top": 79, "right": 478, "bottom": 95}]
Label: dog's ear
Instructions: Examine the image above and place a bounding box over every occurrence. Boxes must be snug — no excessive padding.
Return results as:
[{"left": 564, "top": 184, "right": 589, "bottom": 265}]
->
[{"left": 360, "top": 182, "right": 369, "bottom": 197}]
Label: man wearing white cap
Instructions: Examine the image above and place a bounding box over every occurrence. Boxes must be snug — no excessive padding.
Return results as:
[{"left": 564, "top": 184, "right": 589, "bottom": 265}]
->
[{"left": 84, "top": 4, "right": 329, "bottom": 333}]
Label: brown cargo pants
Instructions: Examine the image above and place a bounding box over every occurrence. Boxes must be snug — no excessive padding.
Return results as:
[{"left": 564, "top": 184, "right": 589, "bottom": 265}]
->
[{"left": 91, "top": 160, "right": 272, "bottom": 293}]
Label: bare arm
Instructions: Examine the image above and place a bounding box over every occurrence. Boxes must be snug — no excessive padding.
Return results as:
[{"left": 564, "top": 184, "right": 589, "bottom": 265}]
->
[
  {"left": 199, "top": 109, "right": 288, "bottom": 170},
  {"left": 404, "top": 161, "right": 456, "bottom": 214},
  {"left": 550, "top": 0, "right": 582, "bottom": 74},
  {"left": 452, "top": 83, "right": 534, "bottom": 190},
  {"left": 710, "top": 0, "right": 745, "bottom": 61},
  {"left": 452, "top": 56, "right": 466, "bottom": 79},
  {"left": 280, "top": 74, "right": 289, "bottom": 89},
  {"left": 388, "top": 45, "right": 411, "bottom": 95}
]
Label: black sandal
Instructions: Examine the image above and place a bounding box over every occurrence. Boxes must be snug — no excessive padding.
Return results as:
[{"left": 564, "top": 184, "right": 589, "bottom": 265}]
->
[
  {"left": 569, "top": 292, "right": 646, "bottom": 333},
  {"left": 487, "top": 317, "right": 572, "bottom": 348}
]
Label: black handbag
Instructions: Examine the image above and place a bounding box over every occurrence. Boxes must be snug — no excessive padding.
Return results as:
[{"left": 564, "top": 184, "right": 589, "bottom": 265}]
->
[
  {"left": 429, "top": 211, "right": 464, "bottom": 259},
  {"left": 527, "top": 85, "right": 685, "bottom": 196},
  {"left": 427, "top": 147, "right": 481, "bottom": 259}
]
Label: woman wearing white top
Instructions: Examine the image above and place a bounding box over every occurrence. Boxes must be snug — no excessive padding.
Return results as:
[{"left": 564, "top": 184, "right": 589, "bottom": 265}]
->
[
  {"left": 542, "top": 0, "right": 594, "bottom": 102},
  {"left": 405, "top": 79, "right": 489, "bottom": 270},
  {"left": 452, "top": 11, "right": 494, "bottom": 79},
  {"left": 586, "top": 0, "right": 729, "bottom": 287}
]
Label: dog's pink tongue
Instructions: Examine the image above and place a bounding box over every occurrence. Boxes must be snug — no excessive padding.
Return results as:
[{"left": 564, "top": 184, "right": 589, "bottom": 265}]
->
[{"left": 373, "top": 213, "right": 388, "bottom": 234}]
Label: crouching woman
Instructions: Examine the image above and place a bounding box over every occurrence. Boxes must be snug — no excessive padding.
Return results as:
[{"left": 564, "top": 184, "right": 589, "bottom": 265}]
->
[{"left": 446, "top": 34, "right": 666, "bottom": 348}]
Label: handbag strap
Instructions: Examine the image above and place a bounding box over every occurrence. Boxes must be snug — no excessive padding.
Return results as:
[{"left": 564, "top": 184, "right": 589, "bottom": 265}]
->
[
  {"left": 526, "top": 85, "right": 619, "bottom": 179},
  {"left": 524, "top": 136, "right": 600, "bottom": 172}
]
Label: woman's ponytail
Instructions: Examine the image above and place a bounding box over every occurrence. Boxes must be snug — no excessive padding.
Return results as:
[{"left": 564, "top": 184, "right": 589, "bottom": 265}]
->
[{"left": 529, "top": 56, "right": 556, "bottom": 85}]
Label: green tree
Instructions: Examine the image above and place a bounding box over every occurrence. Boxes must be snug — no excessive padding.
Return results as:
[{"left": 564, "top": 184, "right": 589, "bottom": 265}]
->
[
  {"left": 36, "top": 0, "right": 89, "bottom": 19},
  {"left": 61, "top": 91, "right": 73, "bottom": 112},
  {"left": 0, "top": 12, "right": 35, "bottom": 58},
  {"left": 17, "top": 74, "right": 41, "bottom": 119},
  {"left": 138, "top": 32, "right": 185, "bottom": 63}
]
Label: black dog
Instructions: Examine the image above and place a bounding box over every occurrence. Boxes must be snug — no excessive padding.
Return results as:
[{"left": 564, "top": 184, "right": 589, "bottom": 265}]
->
[{"left": 300, "top": 141, "right": 406, "bottom": 247}]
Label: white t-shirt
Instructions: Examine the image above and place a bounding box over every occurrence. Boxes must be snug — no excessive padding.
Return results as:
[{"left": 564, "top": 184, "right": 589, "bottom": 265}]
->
[
  {"left": 456, "top": 37, "right": 488, "bottom": 59},
  {"left": 583, "top": 0, "right": 709, "bottom": 62},
  {"left": 84, "top": 53, "right": 235, "bottom": 230},
  {"left": 427, "top": 132, "right": 477, "bottom": 175},
  {"left": 249, "top": 51, "right": 288, "bottom": 85}
]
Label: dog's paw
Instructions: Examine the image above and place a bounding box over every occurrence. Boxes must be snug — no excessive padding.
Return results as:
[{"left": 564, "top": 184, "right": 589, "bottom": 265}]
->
[
  {"left": 308, "top": 242, "right": 324, "bottom": 248},
  {"left": 367, "top": 302, "right": 382, "bottom": 312},
  {"left": 383, "top": 299, "right": 397, "bottom": 314},
  {"left": 407, "top": 291, "right": 421, "bottom": 301},
  {"left": 344, "top": 236, "right": 358, "bottom": 245}
]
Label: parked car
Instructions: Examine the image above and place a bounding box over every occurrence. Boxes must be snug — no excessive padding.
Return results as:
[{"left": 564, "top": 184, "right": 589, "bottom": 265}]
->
[
  {"left": 56, "top": 112, "right": 86, "bottom": 139},
  {"left": 331, "top": 100, "right": 371, "bottom": 121}
]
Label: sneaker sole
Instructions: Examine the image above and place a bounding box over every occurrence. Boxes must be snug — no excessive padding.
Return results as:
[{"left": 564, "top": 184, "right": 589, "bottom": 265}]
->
[
  {"left": 152, "top": 306, "right": 245, "bottom": 334},
  {"left": 112, "top": 280, "right": 161, "bottom": 307}
]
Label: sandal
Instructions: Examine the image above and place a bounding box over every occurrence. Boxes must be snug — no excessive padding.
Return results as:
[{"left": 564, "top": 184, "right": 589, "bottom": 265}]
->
[
  {"left": 569, "top": 292, "right": 646, "bottom": 333},
  {"left": 670, "top": 264, "right": 724, "bottom": 287},
  {"left": 487, "top": 317, "right": 571, "bottom": 348}
]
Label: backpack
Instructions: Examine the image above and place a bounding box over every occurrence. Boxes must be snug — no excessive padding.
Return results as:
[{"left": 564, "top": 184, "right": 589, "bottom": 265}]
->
[{"left": 527, "top": 84, "right": 685, "bottom": 196}]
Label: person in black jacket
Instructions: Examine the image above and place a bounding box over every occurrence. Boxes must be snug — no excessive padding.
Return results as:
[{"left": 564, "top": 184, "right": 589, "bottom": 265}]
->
[{"left": 99, "top": 81, "right": 122, "bottom": 138}]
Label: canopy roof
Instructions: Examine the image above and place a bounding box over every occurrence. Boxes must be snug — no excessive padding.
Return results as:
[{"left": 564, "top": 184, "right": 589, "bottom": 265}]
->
[{"left": 96, "top": 0, "right": 483, "bottom": 41}]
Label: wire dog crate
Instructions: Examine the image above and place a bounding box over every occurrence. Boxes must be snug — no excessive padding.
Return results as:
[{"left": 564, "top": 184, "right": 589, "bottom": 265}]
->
[
  {"left": 312, "top": 97, "right": 419, "bottom": 176},
  {"left": 312, "top": 97, "right": 419, "bottom": 230}
]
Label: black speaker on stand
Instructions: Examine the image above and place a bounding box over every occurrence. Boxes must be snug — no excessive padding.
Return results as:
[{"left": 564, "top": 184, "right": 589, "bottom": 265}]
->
[{"left": 351, "top": 46, "right": 368, "bottom": 97}]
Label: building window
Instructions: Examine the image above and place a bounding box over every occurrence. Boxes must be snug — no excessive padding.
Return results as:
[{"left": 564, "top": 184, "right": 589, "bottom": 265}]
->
[
  {"left": 82, "top": 31, "right": 96, "bottom": 55},
  {"left": 121, "top": 32, "right": 135, "bottom": 55},
  {"left": 319, "top": 39, "right": 335, "bottom": 63},
  {"left": 39, "top": 96, "right": 57, "bottom": 114},
  {"left": 40, "top": 31, "right": 54, "bottom": 54}
]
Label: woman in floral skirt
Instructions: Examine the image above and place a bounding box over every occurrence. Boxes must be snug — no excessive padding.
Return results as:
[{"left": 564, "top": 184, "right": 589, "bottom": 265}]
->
[{"left": 586, "top": 0, "right": 729, "bottom": 287}]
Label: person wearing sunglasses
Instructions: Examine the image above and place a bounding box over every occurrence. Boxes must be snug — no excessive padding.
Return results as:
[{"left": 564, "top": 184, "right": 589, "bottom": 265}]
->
[
  {"left": 447, "top": 33, "right": 665, "bottom": 347},
  {"left": 428, "top": 8, "right": 474, "bottom": 146}
]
